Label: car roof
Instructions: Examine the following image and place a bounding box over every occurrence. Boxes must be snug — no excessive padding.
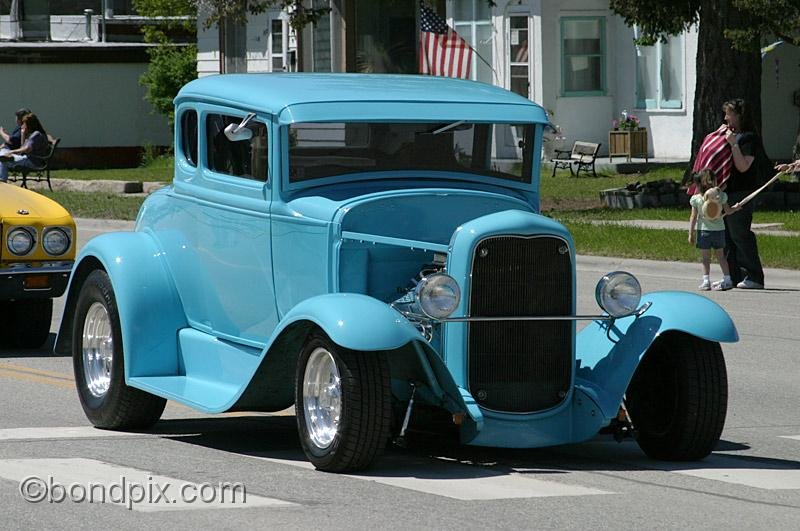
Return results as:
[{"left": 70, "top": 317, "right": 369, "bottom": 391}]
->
[{"left": 176, "top": 73, "right": 546, "bottom": 119}]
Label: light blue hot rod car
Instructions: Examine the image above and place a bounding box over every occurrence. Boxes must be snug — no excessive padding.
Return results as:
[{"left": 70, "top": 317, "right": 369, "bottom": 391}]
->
[{"left": 56, "top": 74, "right": 737, "bottom": 472}]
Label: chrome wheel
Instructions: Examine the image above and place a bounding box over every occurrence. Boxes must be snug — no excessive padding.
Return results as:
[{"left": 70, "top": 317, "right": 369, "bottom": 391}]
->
[
  {"left": 82, "top": 302, "right": 113, "bottom": 398},
  {"left": 302, "top": 347, "right": 342, "bottom": 449}
]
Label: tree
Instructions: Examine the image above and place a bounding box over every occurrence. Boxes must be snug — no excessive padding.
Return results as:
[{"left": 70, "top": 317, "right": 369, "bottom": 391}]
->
[
  {"left": 134, "top": 1, "right": 331, "bottom": 123},
  {"left": 193, "top": 1, "right": 329, "bottom": 31},
  {"left": 609, "top": 0, "right": 763, "bottom": 179},
  {"left": 134, "top": 0, "right": 198, "bottom": 125},
  {"left": 727, "top": 1, "right": 800, "bottom": 160}
]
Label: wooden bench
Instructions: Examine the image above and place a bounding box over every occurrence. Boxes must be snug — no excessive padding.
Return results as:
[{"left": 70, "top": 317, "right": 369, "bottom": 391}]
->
[
  {"left": 8, "top": 135, "right": 59, "bottom": 191},
  {"left": 551, "top": 141, "right": 601, "bottom": 177}
]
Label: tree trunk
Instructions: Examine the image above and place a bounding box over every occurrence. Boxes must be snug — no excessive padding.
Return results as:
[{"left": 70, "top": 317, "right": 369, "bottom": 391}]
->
[{"left": 686, "top": 0, "right": 762, "bottom": 182}]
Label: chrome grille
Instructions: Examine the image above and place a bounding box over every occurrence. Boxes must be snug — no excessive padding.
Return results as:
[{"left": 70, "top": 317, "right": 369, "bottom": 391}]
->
[{"left": 468, "top": 236, "right": 573, "bottom": 413}]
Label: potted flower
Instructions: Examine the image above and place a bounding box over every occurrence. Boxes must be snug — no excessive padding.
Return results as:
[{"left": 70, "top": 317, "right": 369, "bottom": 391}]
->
[{"left": 614, "top": 110, "right": 641, "bottom": 131}]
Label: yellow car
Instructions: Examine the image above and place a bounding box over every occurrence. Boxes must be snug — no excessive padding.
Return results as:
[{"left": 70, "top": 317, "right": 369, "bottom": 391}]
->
[{"left": 0, "top": 183, "right": 75, "bottom": 348}]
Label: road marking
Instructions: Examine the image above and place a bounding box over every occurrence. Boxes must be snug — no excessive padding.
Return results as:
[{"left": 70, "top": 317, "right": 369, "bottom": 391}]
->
[
  {"left": 0, "top": 363, "right": 74, "bottom": 381},
  {"left": 0, "top": 363, "right": 74, "bottom": 389},
  {"left": 257, "top": 455, "right": 611, "bottom": 500},
  {"left": 668, "top": 454, "right": 800, "bottom": 490},
  {"left": 780, "top": 435, "right": 800, "bottom": 441},
  {"left": 0, "top": 458, "right": 297, "bottom": 512},
  {"left": 674, "top": 468, "right": 800, "bottom": 490},
  {"left": 0, "top": 426, "right": 148, "bottom": 442}
]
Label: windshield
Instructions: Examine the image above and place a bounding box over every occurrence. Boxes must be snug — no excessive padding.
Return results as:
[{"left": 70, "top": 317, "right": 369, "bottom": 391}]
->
[{"left": 288, "top": 122, "right": 534, "bottom": 184}]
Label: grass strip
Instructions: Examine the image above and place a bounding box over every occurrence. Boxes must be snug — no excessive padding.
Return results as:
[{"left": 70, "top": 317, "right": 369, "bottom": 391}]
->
[
  {"left": 564, "top": 222, "right": 800, "bottom": 270},
  {"left": 42, "top": 190, "right": 145, "bottom": 221},
  {"left": 52, "top": 157, "right": 172, "bottom": 182}
]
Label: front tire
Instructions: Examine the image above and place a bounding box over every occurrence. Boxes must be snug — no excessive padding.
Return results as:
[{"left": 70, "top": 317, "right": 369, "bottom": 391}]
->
[
  {"left": 295, "top": 333, "right": 392, "bottom": 472},
  {"left": 626, "top": 332, "right": 727, "bottom": 460},
  {"left": 72, "top": 269, "right": 166, "bottom": 429}
]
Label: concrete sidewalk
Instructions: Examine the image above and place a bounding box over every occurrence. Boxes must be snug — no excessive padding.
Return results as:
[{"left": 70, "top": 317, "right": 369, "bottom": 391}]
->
[{"left": 589, "top": 219, "right": 799, "bottom": 237}]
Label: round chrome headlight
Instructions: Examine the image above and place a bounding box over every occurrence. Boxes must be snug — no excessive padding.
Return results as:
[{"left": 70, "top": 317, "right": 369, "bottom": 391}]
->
[
  {"left": 7, "top": 227, "right": 35, "bottom": 256},
  {"left": 42, "top": 227, "right": 70, "bottom": 256},
  {"left": 595, "top": 271, "right": 642, "bottom": 318},
  {"left": 415, "top": 273, "right": 461, "bottom": 319}
]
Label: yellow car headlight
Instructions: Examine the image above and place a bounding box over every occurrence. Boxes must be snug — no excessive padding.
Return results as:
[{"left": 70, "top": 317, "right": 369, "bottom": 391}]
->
[
  {"left": 42, "top": 227, "right": 71, "bottom": 256},
  {"left": 7, "top": 227, "right": 35, "bottom": 256}
]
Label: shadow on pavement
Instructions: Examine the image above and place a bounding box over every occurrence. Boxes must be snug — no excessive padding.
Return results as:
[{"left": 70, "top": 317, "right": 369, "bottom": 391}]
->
[
  {"left": 130, "top": 416, "right": 800, "bottom": 482},
  {"left": 0, "top": 333, "right": 62, "bottom": 358}
]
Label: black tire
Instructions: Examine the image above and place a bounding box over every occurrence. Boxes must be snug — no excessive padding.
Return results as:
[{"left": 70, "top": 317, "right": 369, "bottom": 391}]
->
[
  {"left": 72, "top": 269, "right": 166, "bottom": 429},
  {"left": 0, "top": 299, "right": 53, "bottom": 349},
  {"left": 626, "top": 332, "right": 727, "bottom": 460},
  {"left": 295, "top": 333, "right": 392, "bottom": 472}
]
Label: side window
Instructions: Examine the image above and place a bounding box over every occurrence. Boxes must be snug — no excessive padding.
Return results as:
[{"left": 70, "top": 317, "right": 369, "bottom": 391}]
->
[
  {"left": 206, "top": 113, "right": 268, "bottom": 182},
  {"left": 180, "top": 110, "right": 198, "bottom": 167}
]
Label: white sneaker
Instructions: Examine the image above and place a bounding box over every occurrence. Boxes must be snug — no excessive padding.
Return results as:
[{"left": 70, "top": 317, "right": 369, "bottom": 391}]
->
[
  {"left": 698, "top": 279, "right": 711, "bottom": 291},
  {"left": 736, "top": 279, "right": 764, "bottom": 289},
  {"left": 712, "top": 279, "right": 733, "bottom": 291}
]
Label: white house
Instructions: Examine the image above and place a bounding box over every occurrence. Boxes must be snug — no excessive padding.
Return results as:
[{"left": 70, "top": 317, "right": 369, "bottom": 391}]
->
[
  {"left": 0, "top": 4, "right": 174, "bottom": 167},
  {"left": 197, "top": 0, "right": 800, "bottom": 161}
]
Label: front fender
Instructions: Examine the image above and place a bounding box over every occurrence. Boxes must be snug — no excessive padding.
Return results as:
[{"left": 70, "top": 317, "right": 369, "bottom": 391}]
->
[
  {"left": 575, "top": 291, "right": 738, "bottom": 419},
  {"left": 232, "top": 293, "right": 469, "bottom": 416},
  {"left": 277, "top": 293, "right": 424, "bottom": 351},
  {"left": 55, "top": 232, "right": 187, "bottom": 378}
]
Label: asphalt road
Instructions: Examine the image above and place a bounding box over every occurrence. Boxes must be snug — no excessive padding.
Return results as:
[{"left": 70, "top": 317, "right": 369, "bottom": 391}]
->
[{"left": 1, "top": 218, "right": 798, "bottom": 529}]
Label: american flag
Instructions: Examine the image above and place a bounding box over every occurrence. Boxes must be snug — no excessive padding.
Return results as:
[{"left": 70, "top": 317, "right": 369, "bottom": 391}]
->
[
  {"left": 419, "top": 2, "right": 474, "bottom": 79},
  {"left": 689, "top": 124, "right": 732, "bottom": 194}
]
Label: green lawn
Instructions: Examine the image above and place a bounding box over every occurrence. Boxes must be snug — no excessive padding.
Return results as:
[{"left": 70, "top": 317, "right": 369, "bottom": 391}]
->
[
  {"left": 42, "top": 159, "right": 799, "bottom": 269},
  {"left": 541, "top": 165, "right": 685, "bottom": 200},
  {"left": 42, "top": 190, "right": 145, "bottom": 220},
  {"left": 53, "top": 156, "right": 173, "bottom": 182}
]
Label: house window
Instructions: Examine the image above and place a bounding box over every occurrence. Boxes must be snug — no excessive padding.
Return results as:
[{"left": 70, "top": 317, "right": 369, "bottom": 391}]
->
[
  {"left": 635, "top": 30, "right": 684, "bottom": 109},
  {"left": 206, "top": 114, "right": 268, "bottom": 182},
  {"left": 271, "top": 19, "right": 285, "bottom": 71},
  {"left": 560, "top": 17, "right": 605, "bottom": 96},
  {"left": 180, "top": 110, "right": 198, "bottom": 167},
  {"left": 508, "top": 15, "right": 529, "bottom": 98},
  {"left": 452, "top": 0, "right": 494, "bottom": 84}
]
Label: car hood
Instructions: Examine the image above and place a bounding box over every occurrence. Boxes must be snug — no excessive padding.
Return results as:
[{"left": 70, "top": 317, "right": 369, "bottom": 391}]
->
[
  {"left": 335, "top": 190, "right": 534, "bottom": 245},
  {"left": 0, "top": 183, "right": 74, "bottom": 225}
]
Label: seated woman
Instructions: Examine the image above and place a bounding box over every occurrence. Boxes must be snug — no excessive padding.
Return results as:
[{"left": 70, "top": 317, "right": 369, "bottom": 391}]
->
[{"left": 0, "top": 113, "right": 49, "bottom": 182}]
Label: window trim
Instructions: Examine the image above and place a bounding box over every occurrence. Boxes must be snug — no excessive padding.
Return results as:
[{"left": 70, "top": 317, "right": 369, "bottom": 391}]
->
[
  {"left": 203, "top": 111, "right": 270, "bottom": 183},
  {"left": 634, "top": 30, "right": 684, "bottom": 110},
  {"left": 560, "top": 16, "right": 606, "bottom": 97},
  {"left": 179, "top": 108, "right": 198, "bottom": 168}
]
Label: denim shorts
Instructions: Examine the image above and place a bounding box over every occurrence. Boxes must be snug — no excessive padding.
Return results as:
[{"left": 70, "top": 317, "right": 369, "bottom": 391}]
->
[{"left": 696, "top": 230, "right": 725, "bottom": 250}]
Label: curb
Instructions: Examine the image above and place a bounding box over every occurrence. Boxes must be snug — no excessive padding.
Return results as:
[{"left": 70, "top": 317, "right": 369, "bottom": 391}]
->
[{"left": 16, "top": 178, "right": 166, "bottom": 195}]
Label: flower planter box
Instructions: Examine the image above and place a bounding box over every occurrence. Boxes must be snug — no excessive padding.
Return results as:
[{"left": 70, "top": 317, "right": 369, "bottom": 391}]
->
[{"left": 609, "top": 129, "right": 648, "bottom": 162}]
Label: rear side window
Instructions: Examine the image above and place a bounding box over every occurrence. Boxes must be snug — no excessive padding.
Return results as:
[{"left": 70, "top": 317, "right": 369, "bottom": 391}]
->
[
  {"left": 206, "top": 113, "right": 268, "bottom": 182},
  {"left": 180, "top": 110, "right": 198, "bottom": 167}
]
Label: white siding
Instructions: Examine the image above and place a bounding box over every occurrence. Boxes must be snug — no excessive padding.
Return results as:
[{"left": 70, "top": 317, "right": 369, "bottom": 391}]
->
[{"left": 0, "top": 63, "right": 170, "bottom": 148}]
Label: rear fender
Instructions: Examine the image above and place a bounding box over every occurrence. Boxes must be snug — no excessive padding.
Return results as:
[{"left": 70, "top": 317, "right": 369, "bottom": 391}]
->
[
  {"left": 575, "top": 291, "right": 737, "bottom": 419},
  {"left": 54, "top": 232, "right": 187, "bottom": 378}
]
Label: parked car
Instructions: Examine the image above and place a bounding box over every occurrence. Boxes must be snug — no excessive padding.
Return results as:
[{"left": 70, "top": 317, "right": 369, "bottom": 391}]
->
[
  {"left": 1, "top": 183, "right": 75, "bottom": 348},
  {"left": 56, "top": 74, "right": 737, "bottom": 472}
]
